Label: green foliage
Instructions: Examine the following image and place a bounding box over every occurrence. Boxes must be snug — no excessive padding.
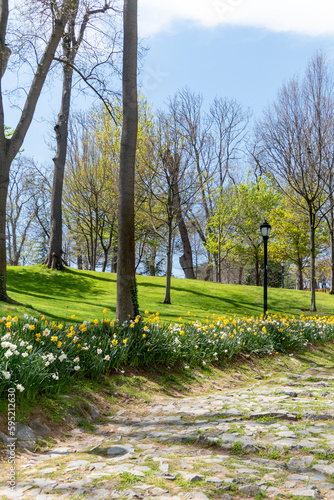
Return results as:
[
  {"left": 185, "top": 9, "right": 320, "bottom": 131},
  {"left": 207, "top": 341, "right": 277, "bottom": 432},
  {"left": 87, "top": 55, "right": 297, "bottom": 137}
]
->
[{"left": 231, "top": 440, "right": 247, "bottom": 455}]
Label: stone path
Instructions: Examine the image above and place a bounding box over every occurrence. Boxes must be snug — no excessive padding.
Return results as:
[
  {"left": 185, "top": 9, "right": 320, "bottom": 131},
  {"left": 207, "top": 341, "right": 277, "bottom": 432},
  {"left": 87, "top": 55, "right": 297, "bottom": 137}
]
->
[{"left": 2, "top": 363, "right": 334, "bottom": 499}]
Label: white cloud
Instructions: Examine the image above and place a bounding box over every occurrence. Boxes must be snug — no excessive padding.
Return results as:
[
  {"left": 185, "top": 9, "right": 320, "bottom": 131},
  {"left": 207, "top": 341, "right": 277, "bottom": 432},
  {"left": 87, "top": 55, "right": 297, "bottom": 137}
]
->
[{"left": 139, "top": 0, "right": 334, "bottom": 38}]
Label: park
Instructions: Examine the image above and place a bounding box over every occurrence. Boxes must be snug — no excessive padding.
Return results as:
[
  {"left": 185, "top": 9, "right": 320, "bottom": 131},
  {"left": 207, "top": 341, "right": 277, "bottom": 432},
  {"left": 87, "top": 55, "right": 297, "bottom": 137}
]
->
[{"left": 2, "top": 0, "right": 334, "bottom": 498}]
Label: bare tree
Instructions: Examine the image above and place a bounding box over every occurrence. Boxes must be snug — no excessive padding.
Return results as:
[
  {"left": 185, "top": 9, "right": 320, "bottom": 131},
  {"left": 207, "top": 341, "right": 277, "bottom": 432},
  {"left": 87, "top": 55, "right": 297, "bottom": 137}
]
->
[
  {"left": 137, "top": 111, "right": 198, "bottom": 303},
  {"left": 6, "top": 157, "right": 42, "bottom": 265},
  {"left": 255, "top": 53, "right": 334, "bottom": 312},
  {"left": 46, "top": 0, "right": 121, "bottom": 270},
  {"left": 116, "top": 0, "right": 138, "bottom": 321},
  {"left": 173, "top": 88, "right": 249, "bottom": 282},
  {"left": 0, "top": 0, "right": 73, "bottom": 301}
]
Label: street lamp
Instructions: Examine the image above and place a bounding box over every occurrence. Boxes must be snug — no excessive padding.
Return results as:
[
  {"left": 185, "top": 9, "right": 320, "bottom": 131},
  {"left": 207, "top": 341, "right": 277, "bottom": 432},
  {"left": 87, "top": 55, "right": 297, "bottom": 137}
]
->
[
  {"left": 260, "top": 220, "right": 271, "bottom": 317},
  {"left": 281, "top": 260, "right": 284, "bottom": 289}
]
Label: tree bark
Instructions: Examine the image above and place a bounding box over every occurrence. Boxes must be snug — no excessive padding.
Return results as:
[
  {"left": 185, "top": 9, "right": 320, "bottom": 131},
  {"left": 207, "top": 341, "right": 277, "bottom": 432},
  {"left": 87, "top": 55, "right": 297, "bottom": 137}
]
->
[
  {"left": 255, "top": 251, "right": 260, "bottom": 286},
  {"left": 309, "top": 209, "right": 317, "bottom": 312},
  {"left": 47, "top": 46, "right": 73, "bottom": 270},
  {"left": 164, "top": 207, "right": 173, "bottom": 304},
  {"left": 0, "top": 0, "right": 72, "bottom": 300},
  {"left": 116, "top": 0, "right": 138, "bottom": 321},
  {"left": 0, "top": 155, "right": 10, "bottom": 299},
  {"left": 148, "top": 246, "right": 157, "bottom": 276},
  {"left": 330, "top": 225, "right": 334, "bottom": 294},
  {"left": 296, "top": 261, "right": 303, "bottom": 290},
  {"left": 170, "top": 154, "right": 195, "bottom": 280},
  {"left": 329, "top": 191, "right": 334, "bottom": 294}
]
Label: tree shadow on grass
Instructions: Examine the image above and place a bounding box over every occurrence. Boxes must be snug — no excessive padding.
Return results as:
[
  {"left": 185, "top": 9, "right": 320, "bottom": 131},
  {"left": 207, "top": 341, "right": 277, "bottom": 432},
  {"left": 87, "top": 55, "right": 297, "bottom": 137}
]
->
[{"left": 7, "top": 267, "right": 116, "bottom": 299}]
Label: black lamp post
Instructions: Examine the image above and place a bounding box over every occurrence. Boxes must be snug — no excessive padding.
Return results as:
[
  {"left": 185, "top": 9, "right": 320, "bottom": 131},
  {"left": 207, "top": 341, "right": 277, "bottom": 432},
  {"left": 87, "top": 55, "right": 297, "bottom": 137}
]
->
[
  {"left": 281, "top": 260, "right": 284, "bottom": 289},
  {"left": 260, "top": 220, "right": 271, "bottom": 317}
]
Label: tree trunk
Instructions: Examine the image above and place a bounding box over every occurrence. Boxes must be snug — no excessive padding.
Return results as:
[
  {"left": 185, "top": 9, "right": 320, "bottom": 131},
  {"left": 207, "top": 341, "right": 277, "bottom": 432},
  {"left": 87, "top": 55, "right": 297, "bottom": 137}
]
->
[
  {"left": 329, "top": 199, "right": 334, "bottom": 294},
  {"left": 148, "top": 247, "right": 157, "bottom": 276},
  {"left": 296, "top": 262, "right": 303, "bottom": 290},
  {"left": 238, "top": 265, "right": 243, "bottom": 285},
  {"left": 116, "top": 0, "right": 138, "bottom": 321},
  {"left": 255, "top": 254, "right": 260, "bottom": 286},
  {"left": 0, "top": 155, "right": 10, "bottom": 300},
  {"left": 309, "top": 210, "right": 317, "bottom": 312},
  {"left": 178, "top": 218, "right": 195, "bottom": 279},
  {"left": 77, "top": 254, "right": 83, "bottom": 269},
  {"left": 174, "top": 195, "right": 195, "bottom": 279},
  {"left": 167, "top": 152, "right": 195, "bottom": 279},
  {"left": 0, "top": 0, "right": 72, "bottom": 300},
  {"left": 330, "top": 227, "right": 334, "bottom": 294},
  {"left": 164, "top": 211, "right": 173, "bottom": 304},
  {"left": 111, "top": 254, "right": 117, "bottom": 273},
  {"left": 101, "top": 253, "right": 107, "bottom": 272},
  {"left": 47, "top": 49, "right": 73, "bottom": 270}
]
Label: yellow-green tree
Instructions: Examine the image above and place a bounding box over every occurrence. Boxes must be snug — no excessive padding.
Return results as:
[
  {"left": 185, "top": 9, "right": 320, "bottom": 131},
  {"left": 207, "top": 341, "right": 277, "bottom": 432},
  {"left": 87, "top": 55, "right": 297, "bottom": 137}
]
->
[{"left": 232, "top": 176, "right": 282, "bottom": 286}]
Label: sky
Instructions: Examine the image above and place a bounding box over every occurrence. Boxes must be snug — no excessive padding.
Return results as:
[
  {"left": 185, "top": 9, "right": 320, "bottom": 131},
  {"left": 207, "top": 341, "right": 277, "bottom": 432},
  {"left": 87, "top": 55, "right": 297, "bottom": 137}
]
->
[
  {"left": 138, "top": 0, "right": 334, "bottom": 118},
  {"left": 5, "top": 0, "right": 334, "bottom": 162}
]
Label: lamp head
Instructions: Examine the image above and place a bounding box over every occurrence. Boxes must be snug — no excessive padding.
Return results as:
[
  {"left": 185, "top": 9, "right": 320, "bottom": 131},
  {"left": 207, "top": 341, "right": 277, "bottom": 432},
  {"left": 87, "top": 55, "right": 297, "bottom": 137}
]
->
[{"left": 260, "top": 220, "right": 271, "bottom": 239}]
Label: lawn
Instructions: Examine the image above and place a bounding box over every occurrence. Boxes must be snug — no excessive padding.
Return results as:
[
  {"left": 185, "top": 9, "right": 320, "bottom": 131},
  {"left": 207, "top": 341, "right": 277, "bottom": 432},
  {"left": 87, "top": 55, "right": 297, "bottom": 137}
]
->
[
  {"left": 2, "top": 264, "right": 334, "bottom": 406},
  {"left": 2, "top": 264, "right": 334, "bottom": 323}
]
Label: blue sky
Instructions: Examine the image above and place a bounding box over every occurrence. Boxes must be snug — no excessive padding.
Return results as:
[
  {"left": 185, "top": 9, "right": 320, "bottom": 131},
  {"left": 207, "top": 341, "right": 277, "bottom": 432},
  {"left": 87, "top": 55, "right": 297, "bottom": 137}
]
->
[
  {"left": 5, "top": 0, "right": 334, "bottom": 161},
  {"left": 139, "top": 1, "right": 334, "bottom": 119}
]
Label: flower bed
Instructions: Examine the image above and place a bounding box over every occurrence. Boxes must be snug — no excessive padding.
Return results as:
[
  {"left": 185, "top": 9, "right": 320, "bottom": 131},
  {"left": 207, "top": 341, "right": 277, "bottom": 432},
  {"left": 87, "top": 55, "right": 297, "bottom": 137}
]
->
[{"left": 1, "top": 311, "right": 334, "bottom": 400}]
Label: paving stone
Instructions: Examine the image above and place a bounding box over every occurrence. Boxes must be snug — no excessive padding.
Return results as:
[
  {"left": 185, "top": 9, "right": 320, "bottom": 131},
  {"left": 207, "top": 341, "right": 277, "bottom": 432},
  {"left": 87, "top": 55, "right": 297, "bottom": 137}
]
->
[
  {"left": 238, "top": 484, "right": 261, "bottom": 495},
  {"left": 297, "top": 439, "right": 319, "bottom": 448},
  {"left": 183, "top": 493, "right": 210, "bottom": 500},
  {"left": 288, "top": 455, "right": 314, "bottom": 470},
  {"left": 290, "top": 487, "right": 323, "bottom": 498},
  {"left": 38, "top": 467, "right": 58, "bottom": 474},
  {"left": 8, "top": 366, "right": 334, "bottom": 500},
  {"left": 28, "top": 419, "right": 51, "bottom": 437},
  {"left": 107, "top": 445, "right": 134, "bottom": 456},
  {"left": 205, "top": 476, "right": 223, "bottom": 485},
  {"left": 150, "top": 487, "right": 169, "bottom": 496},
  {"left": 186, "top": 474, "right": 206, "bottom": 482},
  {"left": 66, "top": 459, "right": 90, "bottom": 468},
  {"left": 313, "top": 463, "right": 334, "bottom": 474}
]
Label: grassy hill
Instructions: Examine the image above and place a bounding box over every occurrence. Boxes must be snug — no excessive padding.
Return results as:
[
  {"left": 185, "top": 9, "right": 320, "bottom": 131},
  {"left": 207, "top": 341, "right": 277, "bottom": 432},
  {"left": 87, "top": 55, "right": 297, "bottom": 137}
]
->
[{"left": 2, "top": 265, "right": 334, "bottom": 323}]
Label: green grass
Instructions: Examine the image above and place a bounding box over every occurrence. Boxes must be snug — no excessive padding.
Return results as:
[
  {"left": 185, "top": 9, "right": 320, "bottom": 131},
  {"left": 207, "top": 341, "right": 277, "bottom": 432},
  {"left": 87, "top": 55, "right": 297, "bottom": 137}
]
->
[{"left": 2, "top": 265, "right": 334, "bottom": 323}]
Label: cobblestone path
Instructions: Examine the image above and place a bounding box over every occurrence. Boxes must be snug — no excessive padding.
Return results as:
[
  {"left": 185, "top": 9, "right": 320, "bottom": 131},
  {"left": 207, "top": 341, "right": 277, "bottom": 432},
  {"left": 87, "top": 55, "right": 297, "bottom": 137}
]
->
[{"left": 2, "top": 360, "right": 334, "bottom": 499}]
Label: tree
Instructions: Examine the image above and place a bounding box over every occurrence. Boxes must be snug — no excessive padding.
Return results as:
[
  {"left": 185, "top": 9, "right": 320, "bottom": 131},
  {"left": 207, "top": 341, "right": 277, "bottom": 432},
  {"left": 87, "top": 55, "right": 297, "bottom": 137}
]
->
[
  {"left": 116, "top": 0, "right": 138, "bottom": 321},
  {"left": 204, "top": 186, "right": 237, "bottom": 283},
  {"left": 0, "top": 0, "right": 73, "bottom": 301},
  {"left": 172, "top": 88, "right": 249, "bottom": 282},
  {"left": 137, "top": 111, "right": 197, "bottom": 303},
  {"left": 232, "top": 176, "right": 281, "bottom": 286},
  {"left": 256, "top": 54, "right": 334, "bottom": 311},
  {"left": 269, "top": 193, "right": 327, "bottom": 290},
  {"left": 64, "top": 112, "right": 118, "bottom": 271},
  {"left": 6, "top": 157, "right": 41, "bottom": 265}
]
